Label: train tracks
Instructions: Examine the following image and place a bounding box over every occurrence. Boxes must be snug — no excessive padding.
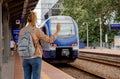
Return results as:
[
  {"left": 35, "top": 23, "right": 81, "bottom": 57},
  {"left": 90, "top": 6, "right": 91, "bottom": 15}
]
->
[
  {"left": 54, "top": 64, "right": 102, "bottom": 79},
  {"left": 79, "top": 52, "right": 120, "bottom": 67},
  {"left": 70, "top": 49, "right": 120, "bottom": 79}
]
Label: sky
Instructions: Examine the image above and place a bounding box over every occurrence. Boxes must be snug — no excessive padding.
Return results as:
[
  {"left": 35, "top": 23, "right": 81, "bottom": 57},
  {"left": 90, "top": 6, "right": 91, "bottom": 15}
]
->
[
  {"left": 34, "top": 0, "right": 41, "bottom": 26},
  {"left": 33, "top": 0, "right": 59, "bottom": 26}
]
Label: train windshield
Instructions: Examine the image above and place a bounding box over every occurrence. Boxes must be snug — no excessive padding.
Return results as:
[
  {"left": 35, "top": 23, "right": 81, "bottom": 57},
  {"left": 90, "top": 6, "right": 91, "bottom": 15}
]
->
[{"left": 51, "top": 23, "right": 75, "bottom": 37}]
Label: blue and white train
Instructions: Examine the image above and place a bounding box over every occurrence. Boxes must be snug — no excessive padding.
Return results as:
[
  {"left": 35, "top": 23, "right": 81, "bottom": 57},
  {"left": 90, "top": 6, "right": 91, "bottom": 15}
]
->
[{"left": 40, "top": 16, "right": 79, "bottom": 63}]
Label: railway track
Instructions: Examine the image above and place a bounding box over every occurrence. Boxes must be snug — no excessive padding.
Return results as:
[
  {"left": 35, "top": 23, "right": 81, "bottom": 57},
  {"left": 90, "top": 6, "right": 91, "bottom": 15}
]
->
[
  {"left": 54, "top": 64, "right": 103, "bottom": 79},
  {"left": 79, "top": 52, "right": 120, "bottom": 67},
  {"left": 70, "top": 51, "right": 120, "bottom": 79}
]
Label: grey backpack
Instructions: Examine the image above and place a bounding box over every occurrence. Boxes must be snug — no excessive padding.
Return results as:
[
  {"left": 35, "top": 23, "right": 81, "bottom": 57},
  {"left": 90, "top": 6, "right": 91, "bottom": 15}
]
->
[{"left": 18, "top": 28, "right": 35, "bottom": 57}]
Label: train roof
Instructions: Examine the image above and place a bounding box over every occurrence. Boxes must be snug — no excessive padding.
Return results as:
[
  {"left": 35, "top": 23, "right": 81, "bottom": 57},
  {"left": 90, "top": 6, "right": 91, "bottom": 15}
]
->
[
  {"left": 39, "top": 16, "right": 74, "bottom": 28},
  {"left": 48, "top": 15, "right": 72, "bottom": 19}
]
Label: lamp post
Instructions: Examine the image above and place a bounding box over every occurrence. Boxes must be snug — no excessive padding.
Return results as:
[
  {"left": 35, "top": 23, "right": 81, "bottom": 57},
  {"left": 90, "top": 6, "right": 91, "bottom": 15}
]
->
[
  {"left": 83, "top": 22, "right": 89, "bottom": 48},
  {"left": 99, "top": 18, "right": 102, "bottom": 48},
  {"left": 86, "top": 23, "right": 89, "bottom": 48}
]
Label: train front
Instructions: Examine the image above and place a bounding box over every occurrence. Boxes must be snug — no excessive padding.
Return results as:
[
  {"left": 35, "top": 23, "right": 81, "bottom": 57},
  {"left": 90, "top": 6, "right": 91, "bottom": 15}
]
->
[{"left": 43, "top": 16, "right": 79, "bottom": 63}]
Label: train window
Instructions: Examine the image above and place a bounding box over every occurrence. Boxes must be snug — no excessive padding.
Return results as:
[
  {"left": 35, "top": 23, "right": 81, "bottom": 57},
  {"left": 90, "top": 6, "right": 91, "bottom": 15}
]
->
[
  {"left": 42, "top": 25, "right": 47, "bottom": 35},
  {"left": 51, "top": 23, "right": 75, "bottom": 37}
]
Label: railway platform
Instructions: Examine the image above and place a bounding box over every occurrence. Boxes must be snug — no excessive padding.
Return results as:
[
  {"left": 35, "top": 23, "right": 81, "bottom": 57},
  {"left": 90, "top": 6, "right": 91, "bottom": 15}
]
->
[
  {"left": 79, "top": 48, "right": 120, "bottom": 56},
  {"left": 1, "top": 54, "right": 75, "bottom": 79},
  {"left": 1, "top": 48, "right": 120, "bottom": 79}
]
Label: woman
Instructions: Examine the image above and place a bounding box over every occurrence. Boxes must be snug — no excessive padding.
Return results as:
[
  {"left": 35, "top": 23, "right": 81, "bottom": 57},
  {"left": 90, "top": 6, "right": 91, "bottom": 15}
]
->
[{"left": 19, "top": 11, "right": 60, "bottom": 79}]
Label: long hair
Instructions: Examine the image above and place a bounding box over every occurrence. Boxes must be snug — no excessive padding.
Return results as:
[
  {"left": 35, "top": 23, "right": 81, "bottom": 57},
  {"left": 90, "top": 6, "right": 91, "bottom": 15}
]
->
[{"left": 27, "top": 11, "right": 37, "bottom": 26}]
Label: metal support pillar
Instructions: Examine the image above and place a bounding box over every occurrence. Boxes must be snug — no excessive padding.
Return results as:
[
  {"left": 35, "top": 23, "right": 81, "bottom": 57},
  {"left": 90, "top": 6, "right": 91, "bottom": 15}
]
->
[
  {"left": 0, "top": 1, "right": 2, "bottom": 79},
  {"left": 2, "top": 5, "right": 10, "bottom": 63},
  {"left": 48, "top": 9, "right": 52, "bottom": 17}
]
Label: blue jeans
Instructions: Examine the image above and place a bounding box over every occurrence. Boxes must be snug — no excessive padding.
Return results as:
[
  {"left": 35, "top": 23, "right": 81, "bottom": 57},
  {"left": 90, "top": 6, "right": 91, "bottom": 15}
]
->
[{"left": 23, "top": 57, "right": 42, "bottom": 79}]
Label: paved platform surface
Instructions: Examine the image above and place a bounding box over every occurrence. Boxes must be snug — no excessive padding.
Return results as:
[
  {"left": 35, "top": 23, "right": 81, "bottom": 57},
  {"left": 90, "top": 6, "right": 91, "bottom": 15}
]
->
[
  {"left": 2, "top": 56, "right": 14, "bottom": 79},
  {"left": 1, "top": 54, "right": 75, "bottom": 79}
]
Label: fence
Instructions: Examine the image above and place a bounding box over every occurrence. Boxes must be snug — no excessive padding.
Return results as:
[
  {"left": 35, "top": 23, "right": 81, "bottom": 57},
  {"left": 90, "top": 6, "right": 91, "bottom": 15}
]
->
[{"left": 82, "top": 42, "right": 115, "bottom": 49}]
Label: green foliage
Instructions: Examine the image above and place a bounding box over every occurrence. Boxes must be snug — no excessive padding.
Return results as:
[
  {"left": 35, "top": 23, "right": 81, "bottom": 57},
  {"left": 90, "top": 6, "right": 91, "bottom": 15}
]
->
[{"left": 61, "top": 0, "right": 120, "bottom": 43}]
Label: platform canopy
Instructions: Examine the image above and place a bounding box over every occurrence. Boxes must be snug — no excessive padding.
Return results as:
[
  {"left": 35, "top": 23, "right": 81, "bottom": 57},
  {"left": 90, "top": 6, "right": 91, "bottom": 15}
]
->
[{"left": 3, "top": 0, "right": 39, "bottom": 28}]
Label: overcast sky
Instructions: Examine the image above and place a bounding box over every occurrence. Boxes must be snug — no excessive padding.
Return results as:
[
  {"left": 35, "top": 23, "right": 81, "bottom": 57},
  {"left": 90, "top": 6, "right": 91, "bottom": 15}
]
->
[{"left": 34, "top": 0, "right": 41, "bottom": 26}]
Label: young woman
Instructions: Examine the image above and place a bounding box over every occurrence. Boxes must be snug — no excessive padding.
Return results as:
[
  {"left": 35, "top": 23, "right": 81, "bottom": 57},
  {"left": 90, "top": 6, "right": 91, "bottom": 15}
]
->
[{"left": 19, "top": 11, "right": 61, "bottom": 79}]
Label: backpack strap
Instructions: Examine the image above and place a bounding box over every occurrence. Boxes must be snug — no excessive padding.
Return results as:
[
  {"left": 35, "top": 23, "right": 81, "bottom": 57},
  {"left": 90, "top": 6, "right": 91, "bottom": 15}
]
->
[
  {"left": 27, "top": 28, "right": 34, "bottom": 33},
  {"left": 22, "top": 27, "right": 34, "bottom": 34}
]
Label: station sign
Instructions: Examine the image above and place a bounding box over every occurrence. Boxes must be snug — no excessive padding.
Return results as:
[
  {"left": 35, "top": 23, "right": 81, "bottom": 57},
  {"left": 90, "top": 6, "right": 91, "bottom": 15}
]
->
[
  {"left": 109, "top": 23, "right": 120, "bottom": 30},
  {"left": 13, "top": 35, "right": 19, "bottom": 43},
  {"left": 12, "top": 29, "right": 20, "bottom": 43},
  {"left": 12, "top": 29, "right": 20, "bottom": 34}
]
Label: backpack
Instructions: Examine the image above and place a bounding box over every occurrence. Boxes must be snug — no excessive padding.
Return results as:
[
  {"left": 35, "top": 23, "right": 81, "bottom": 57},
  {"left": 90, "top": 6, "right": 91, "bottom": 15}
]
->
[{"left": 18, "top": 28, "right": 35, "bottom": 57}]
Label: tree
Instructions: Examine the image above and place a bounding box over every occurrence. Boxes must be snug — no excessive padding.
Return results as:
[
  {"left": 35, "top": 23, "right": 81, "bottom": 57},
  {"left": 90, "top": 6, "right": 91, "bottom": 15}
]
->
[{"left": 61, "top": 0, "right": 120, "bottom": 44}]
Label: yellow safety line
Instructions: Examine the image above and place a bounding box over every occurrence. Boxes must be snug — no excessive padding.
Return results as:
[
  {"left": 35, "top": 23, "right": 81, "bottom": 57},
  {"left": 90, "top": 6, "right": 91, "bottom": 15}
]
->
[{"left": 41, "top": 71, "right": 51, "bottom": 79}]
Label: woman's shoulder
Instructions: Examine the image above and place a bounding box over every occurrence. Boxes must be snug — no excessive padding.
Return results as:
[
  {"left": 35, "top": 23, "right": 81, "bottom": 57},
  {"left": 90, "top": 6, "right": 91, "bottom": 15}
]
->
[
  {"left": 20, "top": 27, "right": 27, "bottom": 31},
  {"left": 33, "top": 27, "right": 41, "bottom": 32}
]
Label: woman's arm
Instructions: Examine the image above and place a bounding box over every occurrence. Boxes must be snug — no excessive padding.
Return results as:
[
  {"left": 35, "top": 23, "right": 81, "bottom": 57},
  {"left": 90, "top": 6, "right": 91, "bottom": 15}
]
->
[{"left": 37, "top": 23, "right": 61, "bottom": 43}]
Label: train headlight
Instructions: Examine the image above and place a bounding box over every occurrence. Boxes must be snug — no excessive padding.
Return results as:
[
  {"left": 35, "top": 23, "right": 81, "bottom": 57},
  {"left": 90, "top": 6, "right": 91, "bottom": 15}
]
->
[
  {"left": 51, "top": 43, "right": 58, "bottom": 47},
  {"left": 71, "top": 43, "right": 77, "bottom": 46}
]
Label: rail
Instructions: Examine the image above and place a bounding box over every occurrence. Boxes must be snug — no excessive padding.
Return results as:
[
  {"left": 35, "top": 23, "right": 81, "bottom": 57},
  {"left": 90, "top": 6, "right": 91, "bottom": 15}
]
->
[{"left": 70, "top": 49, "right": 120, "bottom": 79}]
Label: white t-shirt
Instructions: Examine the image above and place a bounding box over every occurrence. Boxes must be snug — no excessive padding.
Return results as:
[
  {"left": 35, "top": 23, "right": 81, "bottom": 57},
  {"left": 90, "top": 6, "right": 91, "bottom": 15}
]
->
[{"left": 10, "top": 40, "right": 15, "bottom": 48}]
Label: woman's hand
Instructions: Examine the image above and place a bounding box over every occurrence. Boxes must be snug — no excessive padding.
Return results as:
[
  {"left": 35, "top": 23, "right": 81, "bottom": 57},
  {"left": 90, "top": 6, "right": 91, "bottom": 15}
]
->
[{"left": 56, "top": 23, "right": 61, "bottom": 33}]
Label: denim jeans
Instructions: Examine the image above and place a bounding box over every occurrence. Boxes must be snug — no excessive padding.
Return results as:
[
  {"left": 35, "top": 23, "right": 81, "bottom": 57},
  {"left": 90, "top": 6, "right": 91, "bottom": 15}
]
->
[{"left": 23, "top": 57, "right": 42, "bottom": 79}]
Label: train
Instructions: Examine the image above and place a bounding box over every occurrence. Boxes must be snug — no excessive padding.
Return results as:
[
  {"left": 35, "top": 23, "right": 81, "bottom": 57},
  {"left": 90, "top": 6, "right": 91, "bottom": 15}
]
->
[{"left": 40, "top": 16, "right": 79, "bottom": 63}]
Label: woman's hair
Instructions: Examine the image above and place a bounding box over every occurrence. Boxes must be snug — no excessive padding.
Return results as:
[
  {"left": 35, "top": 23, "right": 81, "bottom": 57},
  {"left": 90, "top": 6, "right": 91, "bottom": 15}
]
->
[{"left": 27, "top": 11, "right": 37, "bottom": 26}]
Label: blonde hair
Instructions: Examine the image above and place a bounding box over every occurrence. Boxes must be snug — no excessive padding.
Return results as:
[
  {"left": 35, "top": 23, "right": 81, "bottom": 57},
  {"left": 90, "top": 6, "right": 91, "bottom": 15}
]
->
[{"left": 27, "top": 11, "right": 37, "bottom": 26}]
